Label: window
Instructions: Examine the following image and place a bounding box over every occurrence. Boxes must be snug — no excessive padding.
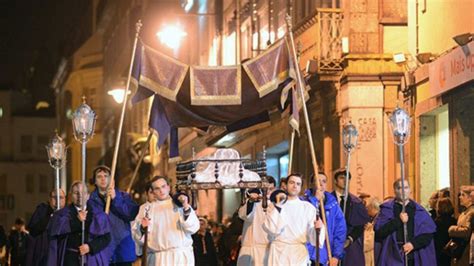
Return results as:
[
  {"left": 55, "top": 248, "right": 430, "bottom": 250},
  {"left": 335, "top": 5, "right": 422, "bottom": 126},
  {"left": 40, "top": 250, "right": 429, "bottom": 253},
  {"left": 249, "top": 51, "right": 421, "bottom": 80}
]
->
[
  {"left": 20, "top": 135, "right": 33, "bottom": 153},
  {"left": 39, "top": 174, "right": 48, "bottom": 193},
  {"left": 26, "top": 174, "right": 35, "bottom": 193},
  {"left": 266, "top": 152, "right": 289, "bottom": 186},
  {"left": 279, "top": 154, "right": 289, "bottom": 178}
]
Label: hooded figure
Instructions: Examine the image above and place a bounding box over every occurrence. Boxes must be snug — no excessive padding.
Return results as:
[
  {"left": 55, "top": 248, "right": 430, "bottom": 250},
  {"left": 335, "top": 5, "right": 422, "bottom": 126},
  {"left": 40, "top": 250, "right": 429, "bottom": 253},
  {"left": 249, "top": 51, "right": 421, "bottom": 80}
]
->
[
  {"left": 47, "top": 181, "right": 112, "bottom": 266},
  {"left": 87, "top": 165, "right": 139, "bottom": 265},
  {"left": 26, "top": 189, "right": 65, "bottom": 266},
  {"left": 374, "top": 179, "right": 436, "bottom": 266}
]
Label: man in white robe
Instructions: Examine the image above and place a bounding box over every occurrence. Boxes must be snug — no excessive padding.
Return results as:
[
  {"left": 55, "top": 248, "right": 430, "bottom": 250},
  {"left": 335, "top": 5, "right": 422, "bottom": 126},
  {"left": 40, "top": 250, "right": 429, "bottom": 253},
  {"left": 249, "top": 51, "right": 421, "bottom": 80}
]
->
[
  {"left": 264, "top": 173, "right": 326, "bottom": 266},
  {"left": 133, "top": 176, "right": 200, "bottom": 266},
  {"left": 237, "top": 176, "right": 276, "bottom": 266}
]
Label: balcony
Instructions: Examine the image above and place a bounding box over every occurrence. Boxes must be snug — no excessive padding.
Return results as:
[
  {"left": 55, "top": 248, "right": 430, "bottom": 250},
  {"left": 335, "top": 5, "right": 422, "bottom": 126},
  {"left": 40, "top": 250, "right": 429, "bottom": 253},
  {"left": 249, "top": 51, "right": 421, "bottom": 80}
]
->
[{"left": 294, "top": 8, "right": 344, "bottom": 74}]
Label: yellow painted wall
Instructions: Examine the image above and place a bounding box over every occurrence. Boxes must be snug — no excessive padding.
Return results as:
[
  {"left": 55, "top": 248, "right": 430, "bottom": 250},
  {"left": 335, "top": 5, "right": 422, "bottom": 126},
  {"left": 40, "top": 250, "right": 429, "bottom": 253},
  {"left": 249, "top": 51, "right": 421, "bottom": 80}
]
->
[
  {"left": 383, "top": 26, "right": 409, "bottom": 54},
  {"left": 408, "top": 0, "right": 474, "bottom": 56},
  {"left": 416, "top": 81, "right": 431, "bottom": 102}
]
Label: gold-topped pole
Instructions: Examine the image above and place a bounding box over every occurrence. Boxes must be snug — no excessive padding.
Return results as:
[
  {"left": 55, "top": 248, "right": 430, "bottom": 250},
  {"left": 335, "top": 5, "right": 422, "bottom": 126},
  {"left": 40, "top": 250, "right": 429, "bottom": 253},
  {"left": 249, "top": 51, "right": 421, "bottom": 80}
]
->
[
  {"left": 285, "top": 13, "right": 332, "bottom": 259},
  {"left": 105, "top": 20, "right": 143, "bottom": 213}
]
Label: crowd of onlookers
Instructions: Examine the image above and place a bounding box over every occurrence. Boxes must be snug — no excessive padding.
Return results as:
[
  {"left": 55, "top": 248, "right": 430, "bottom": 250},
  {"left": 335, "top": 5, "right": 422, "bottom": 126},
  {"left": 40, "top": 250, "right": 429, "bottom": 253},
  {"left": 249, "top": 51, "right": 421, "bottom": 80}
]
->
[{"left": 0, "top": 218, "right": 28, "bottom": 266}]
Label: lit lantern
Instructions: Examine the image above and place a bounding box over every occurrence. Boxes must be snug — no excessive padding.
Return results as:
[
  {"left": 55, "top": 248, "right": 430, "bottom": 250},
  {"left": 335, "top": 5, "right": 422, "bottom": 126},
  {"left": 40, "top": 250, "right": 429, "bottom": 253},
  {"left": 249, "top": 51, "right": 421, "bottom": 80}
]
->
[{"left": 72, "top": 97, "right": 96, "bottom": 142}]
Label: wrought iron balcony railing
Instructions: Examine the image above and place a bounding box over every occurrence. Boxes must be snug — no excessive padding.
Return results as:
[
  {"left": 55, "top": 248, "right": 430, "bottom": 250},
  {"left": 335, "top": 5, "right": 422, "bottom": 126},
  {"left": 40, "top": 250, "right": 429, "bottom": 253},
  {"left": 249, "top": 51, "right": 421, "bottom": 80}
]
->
[
  {"left": 294, "top": 8, "right": 344, "bottom": 73},
  {"left": 317, "top": 8, "right": 344, "bottom": 72}
]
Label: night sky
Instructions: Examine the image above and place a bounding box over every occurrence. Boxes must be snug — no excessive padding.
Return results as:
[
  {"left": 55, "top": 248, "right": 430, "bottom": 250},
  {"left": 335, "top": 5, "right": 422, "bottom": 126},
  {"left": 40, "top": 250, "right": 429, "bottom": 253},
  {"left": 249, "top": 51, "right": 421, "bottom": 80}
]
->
[{"left": 0, "top": 0, "right": 92, "bottom": 116}]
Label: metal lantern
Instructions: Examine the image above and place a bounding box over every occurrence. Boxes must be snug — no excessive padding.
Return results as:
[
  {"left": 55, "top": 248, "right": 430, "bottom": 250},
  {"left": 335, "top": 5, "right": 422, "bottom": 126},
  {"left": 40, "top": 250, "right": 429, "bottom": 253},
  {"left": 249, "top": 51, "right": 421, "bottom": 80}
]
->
[
  {"left": 46, "top": 133, "right": 67, "bottom": 169},
  {"left": 342, "top": 122, "right": 358, "bottom": 153},
  {"left": 388, "top": 107, "right": 411, "bottom": 266},
  {"left": 71, "top": 97, "right": 96, "bottom": 266},
  {"left": 341, "top": 122, "right": 358, "bottom": 219},
  {"left": 46, "top": 132, "right": 67, "bottom": 211},
  {"left": 388, "top": 107, "right": 411, "bottom": 145},
  {"left": 72, "top": 97, "right": 96, "bottom": 143}
]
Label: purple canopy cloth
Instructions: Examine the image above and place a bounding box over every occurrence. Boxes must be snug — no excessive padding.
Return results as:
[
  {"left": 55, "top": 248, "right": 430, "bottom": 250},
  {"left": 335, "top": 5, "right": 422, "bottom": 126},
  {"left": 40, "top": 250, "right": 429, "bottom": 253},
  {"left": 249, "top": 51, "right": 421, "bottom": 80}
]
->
[{"left": 130, "top": 38, "right": 302, "bottom": 160}]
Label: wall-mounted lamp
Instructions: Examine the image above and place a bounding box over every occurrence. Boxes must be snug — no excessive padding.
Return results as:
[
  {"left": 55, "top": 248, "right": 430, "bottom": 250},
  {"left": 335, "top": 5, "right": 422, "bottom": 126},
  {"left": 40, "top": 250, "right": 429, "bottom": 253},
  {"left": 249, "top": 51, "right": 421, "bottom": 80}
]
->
[
  {"left": 416, "top": 52, "right": 434, "bottom": 64},
  {"left": 453, "top": 33, "right": 473, "bottom": 47},
  {"left": 393, "top": 53, "right": 406, "bottom": 64}
]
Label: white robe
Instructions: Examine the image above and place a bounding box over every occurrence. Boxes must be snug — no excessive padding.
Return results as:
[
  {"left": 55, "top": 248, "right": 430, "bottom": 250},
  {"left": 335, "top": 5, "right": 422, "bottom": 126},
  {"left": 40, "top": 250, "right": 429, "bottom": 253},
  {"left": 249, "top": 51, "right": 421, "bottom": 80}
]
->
[
  {"left": 132, "top": 198, "right": 200, "bottom": 266},
  {"left": 237, "top": 200, "right": 273, "bottom": 266},
  {"left": 264, "top": 198, "right": 325, "bottom": 266}
]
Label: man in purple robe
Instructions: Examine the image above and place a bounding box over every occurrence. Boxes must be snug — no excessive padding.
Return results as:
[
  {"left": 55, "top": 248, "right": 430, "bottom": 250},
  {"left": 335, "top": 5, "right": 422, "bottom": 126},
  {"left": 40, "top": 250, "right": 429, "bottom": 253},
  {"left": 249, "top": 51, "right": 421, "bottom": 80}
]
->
[
  {"left": 26, "top": 188, "right": 66, "bottom": 266},
  {"left": 374, "top": 179, "right": 436, "bottom": 266},
  {"left": 47, "top": 181, "right": 112, "bottom": 266},
  {"left": 88, "top": 165, "right": 139, "bottom": 266},
  {"left": 331, "top": 169, "right": 370, "bottom": 266}
]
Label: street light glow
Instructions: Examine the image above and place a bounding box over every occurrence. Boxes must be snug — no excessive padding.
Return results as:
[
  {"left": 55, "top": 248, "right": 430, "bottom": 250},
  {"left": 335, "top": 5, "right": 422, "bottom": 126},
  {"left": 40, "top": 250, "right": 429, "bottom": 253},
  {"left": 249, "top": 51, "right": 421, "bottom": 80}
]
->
[
  {"left": 108, "top": 88, "right": 131, "bottom": 104},
  {"left": 156, "top": 24, "right": 187, "bottom": 49}
]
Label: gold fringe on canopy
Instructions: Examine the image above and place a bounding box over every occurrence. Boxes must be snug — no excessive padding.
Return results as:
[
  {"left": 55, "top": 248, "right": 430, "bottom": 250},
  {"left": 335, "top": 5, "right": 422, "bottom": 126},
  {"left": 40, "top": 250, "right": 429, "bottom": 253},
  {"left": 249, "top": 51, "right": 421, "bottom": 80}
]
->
[
  {"left": 242, "top": 39, "right": 291, "bottom": 98},
  {"left": 133, "top": 41, "right": 188, "bottom": 102},
  {"left": 190, "top": 65, "right": 242, "bottom": 106}
]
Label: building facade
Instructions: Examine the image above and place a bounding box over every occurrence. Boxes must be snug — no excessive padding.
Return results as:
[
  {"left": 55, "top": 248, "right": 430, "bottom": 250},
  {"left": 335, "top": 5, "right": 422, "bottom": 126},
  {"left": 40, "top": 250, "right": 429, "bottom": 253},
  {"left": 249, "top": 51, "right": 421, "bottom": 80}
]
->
[
  {"left": 0, "top": 90, "right": 56, "bottom": 228},
  {"left": 407, "top": 0, "right": 474, "bottom": 209}
]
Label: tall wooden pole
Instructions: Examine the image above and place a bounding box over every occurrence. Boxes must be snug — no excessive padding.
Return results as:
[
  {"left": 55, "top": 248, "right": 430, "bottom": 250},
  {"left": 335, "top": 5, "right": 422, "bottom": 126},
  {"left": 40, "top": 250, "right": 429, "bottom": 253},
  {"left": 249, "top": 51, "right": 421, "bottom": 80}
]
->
[
  {"left": 285, "top": 14, "right": 332, "bottom": 259},
  {"left": 287, "top": 130, "right": 295, "bottom": 174},
  {"left": 105, "top": 20, "right": 143, "bottom": 213},
  {"left": 235, "top": 0, "right": 241, "bottom": 63},
  {"left": 126, "top": 131, "right": 153, "bottom": 194}
]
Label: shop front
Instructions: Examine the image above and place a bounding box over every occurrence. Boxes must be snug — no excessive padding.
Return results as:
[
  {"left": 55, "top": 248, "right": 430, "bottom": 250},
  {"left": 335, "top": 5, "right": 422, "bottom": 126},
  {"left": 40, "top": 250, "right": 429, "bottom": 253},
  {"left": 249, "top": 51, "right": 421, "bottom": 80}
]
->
[{"left": 414, "top": 41, "right": 474, "bottom": 208}]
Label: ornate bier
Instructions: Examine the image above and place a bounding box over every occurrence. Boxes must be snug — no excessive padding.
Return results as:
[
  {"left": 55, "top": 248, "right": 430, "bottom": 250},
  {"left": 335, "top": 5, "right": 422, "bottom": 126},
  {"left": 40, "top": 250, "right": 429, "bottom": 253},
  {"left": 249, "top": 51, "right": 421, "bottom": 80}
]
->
[{"left": 175, "top": 148, "right": 271, "bottom": 210}]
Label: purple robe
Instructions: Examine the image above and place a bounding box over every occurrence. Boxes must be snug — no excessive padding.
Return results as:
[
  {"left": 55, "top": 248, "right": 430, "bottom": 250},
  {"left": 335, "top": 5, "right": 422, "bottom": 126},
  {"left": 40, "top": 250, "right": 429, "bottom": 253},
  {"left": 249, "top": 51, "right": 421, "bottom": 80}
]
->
[
  {"left": 374, "top": 200, "right": 436, "bottom": 266},
  {"left": 26, "top": 202, "right": 53, "bottom": 266},
  {"left": 47, "top": 204, "right": 112, "bottom": 266},
  {"left": 341, "top": 193, "right": 370, "bottom": 266}
]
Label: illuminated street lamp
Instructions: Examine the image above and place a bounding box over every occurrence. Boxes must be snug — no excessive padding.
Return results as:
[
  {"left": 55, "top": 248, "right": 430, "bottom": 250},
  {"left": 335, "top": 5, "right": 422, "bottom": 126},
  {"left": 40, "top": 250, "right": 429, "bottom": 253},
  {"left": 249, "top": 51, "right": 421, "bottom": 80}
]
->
[
  {"left": 341, "top": 122, "right": 358, "bottom": 217},
  {"left": 342, "top": 122, "right": 358, "bottom": 152},
  {"left": 388, "top": 107, "right": 411, "bottom": 266},
  {"left": 71, "top": 96, "right": 96, "bottom": 266},
  {"left": 46, "top": 132, "right": 66, "bottom": 211},
  {"left": 108, "top": 88, "right": 131, "bottom": 104},
  {"left": 72, "top": 97, "right": 96, "bottom": 143},
  {"left": 156, "top": 24, "right": 187, "bottom": 49},
  {"left": 389, "top": 107, "right": 411, "bottom": 146}
]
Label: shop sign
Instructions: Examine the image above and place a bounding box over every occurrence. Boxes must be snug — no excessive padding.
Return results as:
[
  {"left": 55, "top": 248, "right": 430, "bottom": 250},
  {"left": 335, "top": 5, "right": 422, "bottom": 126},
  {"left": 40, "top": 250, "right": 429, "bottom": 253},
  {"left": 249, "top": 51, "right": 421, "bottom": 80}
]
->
[{"left": 429, "top": 42, "right": 474, "bottom": 97}]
